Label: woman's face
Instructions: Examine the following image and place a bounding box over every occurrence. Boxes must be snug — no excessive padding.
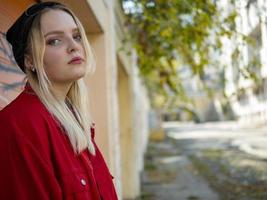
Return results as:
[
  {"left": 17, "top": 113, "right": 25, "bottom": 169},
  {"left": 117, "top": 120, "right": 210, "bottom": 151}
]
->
[{"left": 41, "top": 9, "right": 86, "bottom": 86}]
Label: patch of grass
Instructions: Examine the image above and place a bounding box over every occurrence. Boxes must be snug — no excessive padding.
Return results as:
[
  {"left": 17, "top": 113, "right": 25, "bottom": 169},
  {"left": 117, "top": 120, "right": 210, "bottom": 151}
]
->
[
  {"left": 189, "top": 149, "right": 267, "bottom": 200},
  {"left": 189, "top": 155, "right": 216, "bottom": 184},
  {"left": 146, "top": 141, "right": 180, "bottom": 157},
  {"left": 187, "top": 195, "right": 200, "bottom": 200},
  {"left": 200, "top": 149, "right": 231, "bottom": 176},
  {"left": 148, "top": 169, "right": 177, "bottom": 183},
  {"left": 202, "top": 149, "right": 224, "bottom": 159},
  {"left": 138, "top": 191, "right": 155, "bottom": 200},
  {"left": 144, "top": 162, "right": 157, "bottom": 171}
]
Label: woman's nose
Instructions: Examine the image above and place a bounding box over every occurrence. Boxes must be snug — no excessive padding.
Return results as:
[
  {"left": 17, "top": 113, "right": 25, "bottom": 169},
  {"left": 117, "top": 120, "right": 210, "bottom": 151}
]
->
[{"left": 67, "top": 38, "right": 79, "bottom": 53}]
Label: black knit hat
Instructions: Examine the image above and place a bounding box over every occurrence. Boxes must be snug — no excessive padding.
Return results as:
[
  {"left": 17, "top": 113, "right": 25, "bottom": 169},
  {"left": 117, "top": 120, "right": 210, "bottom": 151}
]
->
[{"left": 6, "top": 1, "right": 63, "bottom": 72}]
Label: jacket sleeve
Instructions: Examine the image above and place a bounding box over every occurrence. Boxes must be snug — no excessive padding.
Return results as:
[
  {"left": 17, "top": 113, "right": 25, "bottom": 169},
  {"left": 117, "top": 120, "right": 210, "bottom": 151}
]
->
[{"left": 0, "top": 132, "right": 62, "bottom": 200}]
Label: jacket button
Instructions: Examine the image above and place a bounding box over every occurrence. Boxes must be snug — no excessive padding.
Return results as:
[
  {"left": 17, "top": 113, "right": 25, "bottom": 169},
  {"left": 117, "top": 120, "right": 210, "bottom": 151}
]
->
[{"left": 81, "top": 179, "right": 86, "bottom": 186}]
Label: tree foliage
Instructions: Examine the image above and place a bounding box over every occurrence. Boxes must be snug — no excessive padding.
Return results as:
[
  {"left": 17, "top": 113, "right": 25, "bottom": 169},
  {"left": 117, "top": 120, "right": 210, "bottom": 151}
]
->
[{"left": 121, "top": 0, "right": 260, "bottom": 108}]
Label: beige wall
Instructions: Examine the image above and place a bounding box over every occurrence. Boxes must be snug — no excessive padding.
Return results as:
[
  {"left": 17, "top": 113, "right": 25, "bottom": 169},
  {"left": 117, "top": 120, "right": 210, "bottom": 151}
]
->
[
  {"left": 115, "top": 2, "right": 150, "bottom": 199},
  {"left": 85, "top": 0, "right": 123, "bottom": 197},
  {"left": 86, "top": 33, "right": 110, "bottom": 163},
  {"left": 118, "top": 58, "right": 140, "bottom": 198}
]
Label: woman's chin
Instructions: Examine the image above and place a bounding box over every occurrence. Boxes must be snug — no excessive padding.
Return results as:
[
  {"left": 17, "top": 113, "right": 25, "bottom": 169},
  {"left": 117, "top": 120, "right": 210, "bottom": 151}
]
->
[
  {"left": 72, "top": 68, "right": 86, "bottom": 79},
  {"left": 72, "top": 73, "right": 86, "bottom": 81}
]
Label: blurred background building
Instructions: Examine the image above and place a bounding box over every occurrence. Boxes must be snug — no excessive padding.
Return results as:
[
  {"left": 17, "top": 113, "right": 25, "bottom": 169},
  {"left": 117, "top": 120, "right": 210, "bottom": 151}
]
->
[
  {"left": 178, "top": 0, "right": 267, "bottom": 124},
  {"left": 222, "top": 0, "right": 267, "bottom": 126}
]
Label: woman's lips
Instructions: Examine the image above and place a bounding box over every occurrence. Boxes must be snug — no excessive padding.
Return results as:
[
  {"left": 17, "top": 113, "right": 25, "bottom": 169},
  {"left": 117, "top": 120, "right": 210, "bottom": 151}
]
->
[{"left": 68, "top": 57, "right": 84, "bottom": 64}]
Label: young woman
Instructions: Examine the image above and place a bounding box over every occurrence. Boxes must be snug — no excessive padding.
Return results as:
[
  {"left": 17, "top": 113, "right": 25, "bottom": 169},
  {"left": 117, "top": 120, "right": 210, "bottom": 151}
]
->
[{"left": 0, "top": 2, "right": 118, "bottom": 199}]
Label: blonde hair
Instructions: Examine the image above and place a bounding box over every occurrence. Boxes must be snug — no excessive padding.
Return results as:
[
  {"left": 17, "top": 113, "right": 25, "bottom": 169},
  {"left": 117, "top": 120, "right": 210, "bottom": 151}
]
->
[{"left": 25, "top": 5, "right": 96, "bottom": 155}]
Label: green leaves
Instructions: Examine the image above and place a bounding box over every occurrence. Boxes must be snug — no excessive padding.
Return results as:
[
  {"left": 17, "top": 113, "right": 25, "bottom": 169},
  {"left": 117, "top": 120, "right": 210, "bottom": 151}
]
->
[{"left": 121, "top": 0, "right": 260, "bottom": 108}]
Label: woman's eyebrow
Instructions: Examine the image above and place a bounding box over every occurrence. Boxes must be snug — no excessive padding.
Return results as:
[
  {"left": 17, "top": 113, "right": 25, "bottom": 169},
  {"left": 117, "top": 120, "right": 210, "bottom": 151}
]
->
[
  {"left": 44, "top": 28, "right": 79, "bottom": 37},
  {"left": 44, "top": 31, "right": 64, "bottom": 37}
]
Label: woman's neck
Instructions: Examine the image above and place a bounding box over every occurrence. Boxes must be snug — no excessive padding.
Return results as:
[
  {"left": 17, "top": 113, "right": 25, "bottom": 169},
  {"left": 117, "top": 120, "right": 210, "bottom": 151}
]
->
[{"left": 50, "top": 82, "right": 72, "bottom": 101}]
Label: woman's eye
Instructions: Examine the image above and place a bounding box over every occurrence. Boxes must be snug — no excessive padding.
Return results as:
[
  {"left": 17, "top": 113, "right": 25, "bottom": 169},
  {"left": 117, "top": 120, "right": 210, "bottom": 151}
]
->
[
  {"left": 74, "top": 34, "right": 82, "bottom": 42},
  {"left": 47, "top": 39, "right": 61, "bottom": 46}
]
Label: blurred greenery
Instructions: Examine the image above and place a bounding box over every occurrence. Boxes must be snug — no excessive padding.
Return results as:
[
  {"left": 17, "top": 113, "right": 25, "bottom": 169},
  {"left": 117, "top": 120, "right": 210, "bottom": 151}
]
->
[{"left": 121, "top": 0, "right": 261, "bottom": 109}]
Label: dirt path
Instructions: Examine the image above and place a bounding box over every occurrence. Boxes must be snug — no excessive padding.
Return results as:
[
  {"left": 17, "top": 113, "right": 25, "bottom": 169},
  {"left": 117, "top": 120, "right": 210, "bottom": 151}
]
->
[
  {"left": 140, "top": 121, "right": 267, "bottom": 200},
  {"left": 141, "top": 141, "right": 219, "bottom": 200}
]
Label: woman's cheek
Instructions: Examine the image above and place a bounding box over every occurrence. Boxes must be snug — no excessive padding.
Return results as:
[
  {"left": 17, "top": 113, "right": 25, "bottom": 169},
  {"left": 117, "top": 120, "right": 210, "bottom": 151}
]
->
[{"left": 44, "top": 50, "right": 60, "bottom": 66}]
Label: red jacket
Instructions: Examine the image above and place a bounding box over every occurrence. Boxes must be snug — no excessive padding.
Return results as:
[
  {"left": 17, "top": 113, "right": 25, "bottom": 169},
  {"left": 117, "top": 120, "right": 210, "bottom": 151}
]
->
[{"left": 0, "top": 86, "right": 118, "bottom": 200}]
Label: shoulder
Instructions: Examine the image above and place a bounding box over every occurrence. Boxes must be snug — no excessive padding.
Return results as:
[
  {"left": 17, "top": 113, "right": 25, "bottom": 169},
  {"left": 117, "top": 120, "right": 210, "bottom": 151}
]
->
[
  {"left": 0, "top": 91, "right": 46, "bottom": 119},
  {"left": 0, "top": 91, "right": 57, "bottom": 142},
  {"left": 0, "top": 90, "right": 55, "bottom": 125},
  {"left": 0, "top": 91, "right": 63, "bottom": 162}
]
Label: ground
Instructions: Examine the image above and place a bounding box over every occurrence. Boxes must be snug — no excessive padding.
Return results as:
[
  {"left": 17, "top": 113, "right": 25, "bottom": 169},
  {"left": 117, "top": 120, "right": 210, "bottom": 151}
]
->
[{"left": 140, "top": 121, "right": 267, "bottom": 200}]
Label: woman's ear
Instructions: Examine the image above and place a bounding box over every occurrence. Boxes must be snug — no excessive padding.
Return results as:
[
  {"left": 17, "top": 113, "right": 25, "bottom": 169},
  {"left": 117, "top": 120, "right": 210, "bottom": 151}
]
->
[{"left": 24, "top": 54, "right": 35, "bottom": 72}]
